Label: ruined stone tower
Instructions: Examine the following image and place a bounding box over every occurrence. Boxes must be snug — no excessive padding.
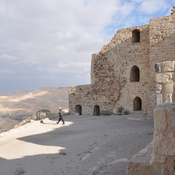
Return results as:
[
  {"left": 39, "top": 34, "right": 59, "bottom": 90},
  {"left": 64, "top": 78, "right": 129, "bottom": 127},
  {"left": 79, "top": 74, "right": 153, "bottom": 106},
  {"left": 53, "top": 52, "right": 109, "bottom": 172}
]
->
[{"left": 69, "top": 8, "right": 175, "bottom": 116}]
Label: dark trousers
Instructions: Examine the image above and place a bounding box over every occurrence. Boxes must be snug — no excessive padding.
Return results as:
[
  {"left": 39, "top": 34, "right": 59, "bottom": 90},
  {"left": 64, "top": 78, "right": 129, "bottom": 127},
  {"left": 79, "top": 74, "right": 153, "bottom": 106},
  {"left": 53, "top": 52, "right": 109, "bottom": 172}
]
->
[{"left": 57, "top": 115, "right": 64, "bottom": 124}]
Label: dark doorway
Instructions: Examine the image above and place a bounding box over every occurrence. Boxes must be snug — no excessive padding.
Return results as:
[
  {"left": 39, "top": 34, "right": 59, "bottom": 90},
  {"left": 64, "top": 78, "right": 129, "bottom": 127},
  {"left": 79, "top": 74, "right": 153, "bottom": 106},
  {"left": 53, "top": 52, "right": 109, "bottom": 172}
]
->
[
  {"left": 133, "top": 97, "right": 142, "bottom": 111},
  {"left": 132, "top": 29, "right": 140, "bottom": 43},
  {"left": 75, "top": 105, "right": 82, "bottom": 115},
  {"left": 130, "top": 65, "right": 140, "bottom": 82},
  {"left": 93, "top": 105, "right": 100, "bottom": 116}
]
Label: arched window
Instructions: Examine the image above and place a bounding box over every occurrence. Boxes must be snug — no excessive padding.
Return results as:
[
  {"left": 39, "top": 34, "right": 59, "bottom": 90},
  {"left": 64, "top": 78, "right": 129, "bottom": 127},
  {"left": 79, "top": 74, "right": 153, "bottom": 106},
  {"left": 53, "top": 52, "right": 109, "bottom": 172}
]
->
[
  {"left": 75, "top": 105, "right": 82, "bottom": 115},
  {"left": 132, "top": 29, "right": 140, "bottom": 43},
  {"left": 133, "top": 97, "right": 142, "bottom": 111},
  {"left": 130, "top": 65, "right": 140, "bottom": 82},
  {"left": 93, "top": 105, "right": 100, "bottom": 116}
]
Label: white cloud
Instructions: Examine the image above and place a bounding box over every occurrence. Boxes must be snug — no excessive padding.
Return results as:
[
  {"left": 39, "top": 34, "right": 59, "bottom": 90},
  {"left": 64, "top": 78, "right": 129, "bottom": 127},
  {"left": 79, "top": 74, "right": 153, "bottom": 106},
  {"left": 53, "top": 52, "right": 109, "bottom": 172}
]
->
[
  {"left": 1, "top": 54, "right": 16, "bottom": 60},
  {"left": 0, "top": 69, "right": 14, "bottom": 74},
  {"left": 123, "top": 16, "right": 136, "bottom": 28},
  {"left": 138, "top": 0, "right": 168, "bottom": 14},
  {"left": 0, "top": 0, "right": 174, "bottom": 90},
  {"left": 54, "top": 61, "right": 90, "bottom": 71},
  {"left": 132, "top": 0, "right": 144, "bottom": 2}
]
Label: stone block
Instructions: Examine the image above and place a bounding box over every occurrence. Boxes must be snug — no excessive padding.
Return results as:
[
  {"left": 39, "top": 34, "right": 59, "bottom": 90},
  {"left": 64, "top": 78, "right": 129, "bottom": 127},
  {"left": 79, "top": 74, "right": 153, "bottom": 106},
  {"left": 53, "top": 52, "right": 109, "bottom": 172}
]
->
[
  {"left": 150, "top": 155, "right": 167, "bottom": 164},
  {"left": 99, "top": 79, "right": 104, "bottom": 82},
  {"left": 172, "top": 85, "right": 175, "bottom": 103},
  {"left": 157, "top": 94, "right": 163, "bottom": 105},
  {"left": 161, "top": 61, "right": 174, "bottom": 72},
  {"left": 164, "top": 94, "right": 172, "bottom": 103},
  {"left": 156, "top": 73, "right": 173, "bottom": 83},
  {"left": 154, "top": 106, "right": 167, "bottom": 131},
  {"left": 110, "top": 96, "right": 115, "bottom": 101},
  {"left": 163, "top": 83, "right": 173, "bottom": 94},
  {"left": 127, "top": 143, "right": 168, "bottom": 175},
  {"left": 153, "top": 132, "right": 175, "bottom": 156},
  {"left": 156, "top": 84, "right": 162, "bottom": 94},
  {"left": 170, "top": 109, "right": 175, "bottom": 130},
  {"left": 127, "top": 163, "right": 168, "bottom": 175}
]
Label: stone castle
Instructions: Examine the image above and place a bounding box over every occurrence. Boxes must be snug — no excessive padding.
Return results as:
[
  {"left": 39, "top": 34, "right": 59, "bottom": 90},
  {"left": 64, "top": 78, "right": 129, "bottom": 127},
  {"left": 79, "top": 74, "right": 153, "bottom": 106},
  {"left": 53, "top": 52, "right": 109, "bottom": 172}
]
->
[{"left": 69, "top": 7, "right": 175, "bottom": 116}]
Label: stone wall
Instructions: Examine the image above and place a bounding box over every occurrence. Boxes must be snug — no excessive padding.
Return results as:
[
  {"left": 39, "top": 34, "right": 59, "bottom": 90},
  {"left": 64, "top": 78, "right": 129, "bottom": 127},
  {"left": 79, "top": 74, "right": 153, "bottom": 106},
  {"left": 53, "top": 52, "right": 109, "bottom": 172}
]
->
[
  {"left": 69, "top": 8, "right": 175, "bottom": 116},
  {"left": 69, "top": 25, "right": 150, "bottom": 115},
  {"left": 69, "top": 85, "right": 111, "bottom": 115},
  {"left": 127, "top": 58, "right": 175, "bottom": 175},
  {"left": 149, "top": 13, "right": 175, "bottom": 115}
]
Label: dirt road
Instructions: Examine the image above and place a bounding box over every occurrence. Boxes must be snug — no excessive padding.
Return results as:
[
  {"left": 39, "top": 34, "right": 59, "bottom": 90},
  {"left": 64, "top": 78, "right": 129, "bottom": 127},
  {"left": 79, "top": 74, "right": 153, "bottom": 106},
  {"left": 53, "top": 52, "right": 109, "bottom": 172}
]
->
[{"left": 0, "top": 114, "right": 154, "bottom": 175}]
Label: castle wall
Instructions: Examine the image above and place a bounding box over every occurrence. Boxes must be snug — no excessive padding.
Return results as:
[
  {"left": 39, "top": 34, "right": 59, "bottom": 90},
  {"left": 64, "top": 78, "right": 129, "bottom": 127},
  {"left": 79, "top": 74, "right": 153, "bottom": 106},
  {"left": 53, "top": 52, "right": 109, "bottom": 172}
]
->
[
  {"left": 91, "top": 25, "right": 150, "bottom": 114},
  {"left": 149, "top": 13, "right": 175, "bottom": 115},
  {"left": 69, "top": 10, "right": 175, "bottom": 116},
  {"left": 69, "top": 85, "right": 111, "bottom": 115},
  {"left": 113, "top": 26, "right": 150, "bottom": 114}
]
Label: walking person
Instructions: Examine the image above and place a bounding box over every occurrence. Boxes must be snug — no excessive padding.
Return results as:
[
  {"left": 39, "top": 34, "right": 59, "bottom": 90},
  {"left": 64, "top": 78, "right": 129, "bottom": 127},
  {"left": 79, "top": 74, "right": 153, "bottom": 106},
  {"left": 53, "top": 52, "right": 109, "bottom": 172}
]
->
[{"left": 57, "top": 107, "right": 65, "bottom": 125}]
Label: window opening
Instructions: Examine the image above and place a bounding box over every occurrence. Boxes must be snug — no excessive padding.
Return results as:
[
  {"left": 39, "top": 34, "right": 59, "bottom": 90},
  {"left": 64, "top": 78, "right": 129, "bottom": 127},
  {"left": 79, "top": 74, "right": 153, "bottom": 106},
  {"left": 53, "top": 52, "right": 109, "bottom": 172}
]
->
[
  {"left": 130, "top": 65, "right": 140, "bottom": 82},
  {"left": 132, "top": 29, "right": 140, "bottom": 43}
]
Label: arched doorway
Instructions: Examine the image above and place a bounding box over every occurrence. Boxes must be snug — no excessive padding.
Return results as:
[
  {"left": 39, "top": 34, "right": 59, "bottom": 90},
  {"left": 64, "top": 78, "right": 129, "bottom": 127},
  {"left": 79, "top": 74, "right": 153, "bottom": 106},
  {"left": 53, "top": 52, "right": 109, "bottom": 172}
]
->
[
  {"left": 133, "top": 97, "right": 142, "bottom": 111},
  {"left": 132, "top": 29, "right": 140, "bottom": 43},
  {"left": 75, "top": 105, "right": 82, "bottom": 115},
  {"left": 93, "top": 105, "right": 100, "bottom": 116},
  {"left": 130, "top": 65, "right": 140, "bottom": 82}
]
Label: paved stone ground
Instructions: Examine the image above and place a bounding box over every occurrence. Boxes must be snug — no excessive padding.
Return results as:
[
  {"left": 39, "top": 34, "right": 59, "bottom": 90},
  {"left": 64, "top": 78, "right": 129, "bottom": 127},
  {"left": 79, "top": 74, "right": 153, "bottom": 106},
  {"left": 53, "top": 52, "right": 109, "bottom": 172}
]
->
[{"left": 0, "top": 114, "right": 154, "bottom": 175}]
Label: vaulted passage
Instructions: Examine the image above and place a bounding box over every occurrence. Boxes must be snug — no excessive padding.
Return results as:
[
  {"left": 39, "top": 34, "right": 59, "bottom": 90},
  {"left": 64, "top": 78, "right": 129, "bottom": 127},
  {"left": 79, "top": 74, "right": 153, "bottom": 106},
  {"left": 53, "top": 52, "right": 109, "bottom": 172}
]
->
[
  {"left": 93, "top": 105, "right": 100, "bottom": 116},
  {"left": 75, "top": 105, "right": 82, "bottom": 115},
  {"left": 133, "top": 97, "right": 142, "bottom": 111},
  {"left": 132, "top": 29, "right": 140, "bottom": 43},
  {"left": 130, "top": 65, "right": 140, "bottom": 82}
]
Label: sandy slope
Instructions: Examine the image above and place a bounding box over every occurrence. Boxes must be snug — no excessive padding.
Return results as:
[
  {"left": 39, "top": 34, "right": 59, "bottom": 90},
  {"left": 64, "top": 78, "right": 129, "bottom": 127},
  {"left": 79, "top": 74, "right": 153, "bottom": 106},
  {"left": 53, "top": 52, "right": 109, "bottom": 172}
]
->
[
  {"left": 0, "top": 87, "right": 68, "bottom": 118},
  {"left": 0, "top": 114, "right": 154, "bottom": 175},
  {"left": 0, "top": 118, "right": 18, "bottom": 132}
]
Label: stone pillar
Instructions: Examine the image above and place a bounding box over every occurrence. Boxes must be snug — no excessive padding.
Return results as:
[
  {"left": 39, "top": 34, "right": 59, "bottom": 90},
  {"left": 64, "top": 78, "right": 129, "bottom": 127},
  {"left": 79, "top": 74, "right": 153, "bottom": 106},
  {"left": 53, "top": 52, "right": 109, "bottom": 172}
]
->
[
  {"left": 127, "top": 103, "right": 175, "bottom": 175},
  {"left": 155, "top": 61, "right": 175, "bottom": 105},
  {"left": 151, "top": 103, "right": 175, "bottom": 175}
]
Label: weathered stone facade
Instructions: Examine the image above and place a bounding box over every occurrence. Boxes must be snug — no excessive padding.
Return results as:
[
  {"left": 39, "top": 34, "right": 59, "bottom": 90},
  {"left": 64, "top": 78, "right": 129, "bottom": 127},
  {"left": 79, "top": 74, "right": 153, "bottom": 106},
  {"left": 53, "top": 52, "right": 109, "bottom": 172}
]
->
[
  {"left": 127, "top": 103, "right": 175, "bottom": 175},
  {"left": 127, "top": 60, "right": 175, "bottom": 174},
  {"left": 69, "top": 8, "right": 175, "bottom": 116}
]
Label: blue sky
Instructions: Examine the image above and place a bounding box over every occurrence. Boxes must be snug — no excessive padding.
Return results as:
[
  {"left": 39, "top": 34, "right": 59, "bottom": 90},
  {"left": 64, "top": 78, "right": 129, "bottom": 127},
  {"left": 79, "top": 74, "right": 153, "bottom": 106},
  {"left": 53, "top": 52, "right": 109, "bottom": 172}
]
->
[{"left": 0, "top": 0, "right": 175, "bottom": 91}]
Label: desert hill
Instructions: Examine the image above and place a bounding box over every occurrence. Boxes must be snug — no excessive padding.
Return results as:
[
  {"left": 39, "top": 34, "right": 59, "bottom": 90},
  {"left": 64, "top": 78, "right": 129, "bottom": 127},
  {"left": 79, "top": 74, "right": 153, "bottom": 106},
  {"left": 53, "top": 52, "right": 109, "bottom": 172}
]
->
[{"left": 0, "top": 86, "right": 68, "bottom": 122}]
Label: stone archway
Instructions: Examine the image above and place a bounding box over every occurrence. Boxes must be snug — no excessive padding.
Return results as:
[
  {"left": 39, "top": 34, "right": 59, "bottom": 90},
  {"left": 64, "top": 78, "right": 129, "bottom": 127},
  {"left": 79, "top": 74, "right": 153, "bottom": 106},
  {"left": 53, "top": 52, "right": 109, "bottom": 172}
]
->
[
  {"left": 133, "top": 97, "right": 142, "bottom": 111},
  {"left": 130, "top": 65, "right": 140, "bottom": 82},
  {"left": 75, "top": 105, "right": 82, "bottom": 115},
  {"left": 93, "top": 105, "right": 100, "bottom": 116}
]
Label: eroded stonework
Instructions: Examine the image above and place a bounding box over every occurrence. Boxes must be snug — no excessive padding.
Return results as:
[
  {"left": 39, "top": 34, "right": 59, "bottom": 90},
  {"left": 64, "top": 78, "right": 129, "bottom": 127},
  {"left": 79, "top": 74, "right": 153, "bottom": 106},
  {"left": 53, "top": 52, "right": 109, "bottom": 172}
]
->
[{"left": 69, "top": 10, "right": 175, "bottom": 116}]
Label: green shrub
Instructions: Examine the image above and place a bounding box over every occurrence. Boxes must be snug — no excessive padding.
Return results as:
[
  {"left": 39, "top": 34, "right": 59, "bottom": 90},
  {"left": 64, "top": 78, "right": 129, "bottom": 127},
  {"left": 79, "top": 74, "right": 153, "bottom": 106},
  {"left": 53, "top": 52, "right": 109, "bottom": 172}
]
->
[
  {"left": 124, "top": 109, "right": 129, "bottom": 115},
  {"left": 59, "top": 151, "right": 67, "bottom": 155},
  {"left": 117, "top": 106, "right": 124, "bottom": 115}
]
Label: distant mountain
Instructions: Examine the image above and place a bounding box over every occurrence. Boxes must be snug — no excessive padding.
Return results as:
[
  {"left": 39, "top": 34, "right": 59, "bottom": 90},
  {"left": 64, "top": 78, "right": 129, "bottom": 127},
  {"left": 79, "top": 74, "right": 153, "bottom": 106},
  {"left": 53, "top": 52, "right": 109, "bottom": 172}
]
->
[{"left": 0, "top": 86, "right": 68, "bottom": 121}]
